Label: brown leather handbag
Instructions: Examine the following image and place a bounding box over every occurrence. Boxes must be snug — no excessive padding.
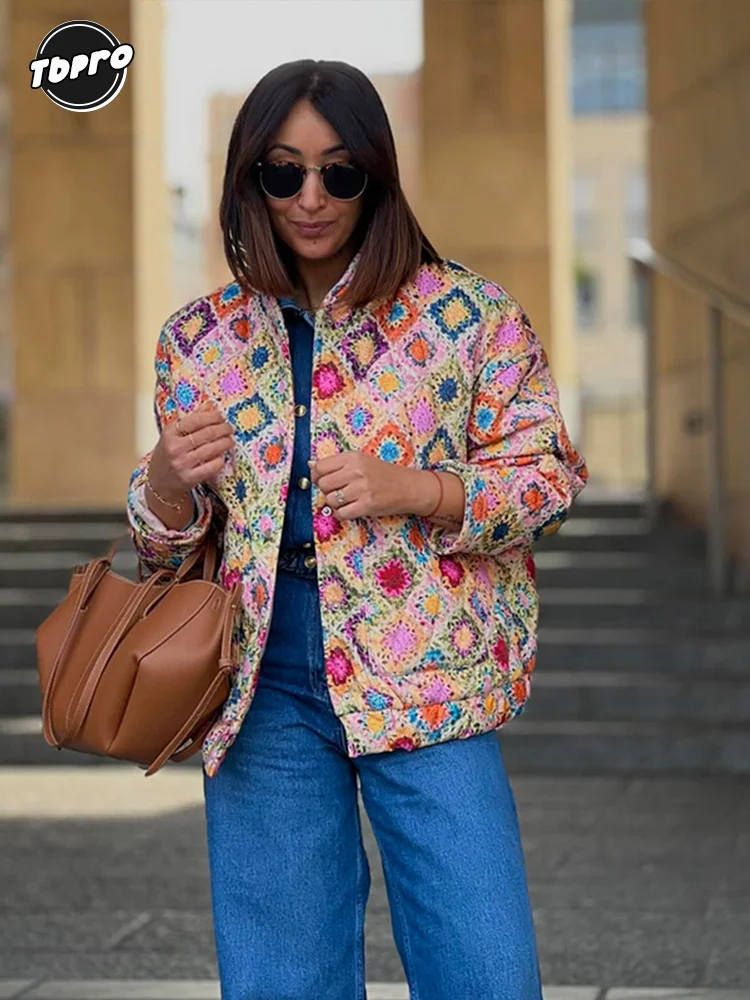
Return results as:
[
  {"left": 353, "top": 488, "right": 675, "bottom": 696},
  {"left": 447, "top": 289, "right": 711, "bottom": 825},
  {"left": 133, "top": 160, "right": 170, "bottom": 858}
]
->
[{"left": 36, "top": 534, "right": 240, "bottom": 776}]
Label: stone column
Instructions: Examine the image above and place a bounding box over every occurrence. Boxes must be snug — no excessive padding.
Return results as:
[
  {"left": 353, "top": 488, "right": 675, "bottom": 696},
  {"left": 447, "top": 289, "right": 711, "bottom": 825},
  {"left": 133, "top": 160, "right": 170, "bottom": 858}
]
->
[
  {"left": 421, "top": 0, "right": 578, "bottom": 437},
  {"left": 8, "top": 0, "right": 168, "bottom": 507},
  {"left": 0, "top": 0, "right": 10, "bottom": 502},
  {"left": 132, "top": 0, "right": 171, "bottom": 458}
]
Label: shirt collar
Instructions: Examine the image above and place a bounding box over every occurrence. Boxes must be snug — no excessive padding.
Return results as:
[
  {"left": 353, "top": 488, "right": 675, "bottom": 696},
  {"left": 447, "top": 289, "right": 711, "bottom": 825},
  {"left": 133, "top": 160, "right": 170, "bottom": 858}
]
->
[
  {"left": 278, "top": 296, "right": 315, "bottom": 328},
  {"left": 274, "top": 249, "right": 362, "bottom": 328}
]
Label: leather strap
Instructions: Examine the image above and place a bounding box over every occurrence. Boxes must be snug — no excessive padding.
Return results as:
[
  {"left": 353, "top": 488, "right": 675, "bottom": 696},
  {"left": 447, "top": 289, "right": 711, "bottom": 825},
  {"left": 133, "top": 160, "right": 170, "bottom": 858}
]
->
[
  {"left": 42, "top": 555, "right": 128, "bottom": 748},
  {"left": 143, "top": 664, "right": 232, "bottom": 776},
  {"left": 218, "top": 581, "right": 242, "bottom": 669}
]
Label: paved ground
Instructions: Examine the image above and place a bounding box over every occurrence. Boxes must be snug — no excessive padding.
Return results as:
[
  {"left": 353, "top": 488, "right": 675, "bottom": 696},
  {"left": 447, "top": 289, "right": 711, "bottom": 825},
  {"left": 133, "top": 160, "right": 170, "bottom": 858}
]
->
[
  {"left": 0, "top": 984, "right": 748, "bottom": 999},
  {"left": 0, "top": 764, "right": 748, "bottom": 993}
]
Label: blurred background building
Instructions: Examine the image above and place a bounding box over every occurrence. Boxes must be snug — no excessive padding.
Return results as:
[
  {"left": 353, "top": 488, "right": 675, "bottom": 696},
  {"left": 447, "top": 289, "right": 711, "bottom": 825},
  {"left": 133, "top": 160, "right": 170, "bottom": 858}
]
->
[
  {"left": 572, "top": 0, "right": 647, "bottom": 492},
  {"left": 2, "top": 0, "right": 750, "bottom": 796},
  {"left": 0, "top": 0, "right": 749, "bottom": 578}
]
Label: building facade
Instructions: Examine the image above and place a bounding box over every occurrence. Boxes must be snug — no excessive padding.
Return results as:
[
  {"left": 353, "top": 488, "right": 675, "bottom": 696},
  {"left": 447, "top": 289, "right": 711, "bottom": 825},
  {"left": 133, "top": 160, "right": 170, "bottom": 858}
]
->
[{"left": 572, "top": 0, "right": 648, "bottom": 491}]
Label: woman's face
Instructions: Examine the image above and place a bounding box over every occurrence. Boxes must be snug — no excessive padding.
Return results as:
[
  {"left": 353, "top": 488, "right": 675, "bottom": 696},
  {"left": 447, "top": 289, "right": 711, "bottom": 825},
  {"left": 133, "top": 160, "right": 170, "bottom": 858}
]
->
[{"left": 261, "top": 100, "right": 364, "bottom": 264}]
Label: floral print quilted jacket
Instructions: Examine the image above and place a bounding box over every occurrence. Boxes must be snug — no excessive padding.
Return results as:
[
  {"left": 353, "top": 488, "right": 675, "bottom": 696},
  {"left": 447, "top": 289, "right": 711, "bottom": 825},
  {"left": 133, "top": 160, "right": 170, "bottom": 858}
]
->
[{"left": 127, "top": 255, "right": 587, "bottom": 777}]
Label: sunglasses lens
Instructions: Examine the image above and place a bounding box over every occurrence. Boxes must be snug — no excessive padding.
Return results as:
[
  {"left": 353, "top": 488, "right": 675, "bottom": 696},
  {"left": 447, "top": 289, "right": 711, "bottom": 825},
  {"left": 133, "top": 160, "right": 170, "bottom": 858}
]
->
[
  {"left": 322, "top": 163, "right": 367, "bottom": 200},
  {"left": 259, "top": 162, "right": 304, "bottom": 199}
]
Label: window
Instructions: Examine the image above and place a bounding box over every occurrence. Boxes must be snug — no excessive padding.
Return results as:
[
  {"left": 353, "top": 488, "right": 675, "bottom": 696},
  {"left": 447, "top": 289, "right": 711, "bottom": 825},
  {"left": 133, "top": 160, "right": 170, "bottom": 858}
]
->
[
  {"left": 573, "top": 173, "right": 597, "bottom": 248},
  {"left": 576, "top": 262, "right": 599, "bottom": 329},
  {"left": 572, "top": 8, "right": 645, "bottom": 115},
  {"left": 625, "top": 168, "right": 648, "bottom": 240}
]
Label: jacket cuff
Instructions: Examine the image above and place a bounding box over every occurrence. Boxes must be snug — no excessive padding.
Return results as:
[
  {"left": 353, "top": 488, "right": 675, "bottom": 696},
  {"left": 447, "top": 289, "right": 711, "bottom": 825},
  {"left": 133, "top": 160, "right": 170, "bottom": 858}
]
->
[
  {"left": 128, "top": 480, "right": 212, "bottom": 569},
  {"left": 415, "top": 460, "right": 487, "bottom": 557},
  {"left": 133, "top": 486, "right": 202, "bottom": 533}
]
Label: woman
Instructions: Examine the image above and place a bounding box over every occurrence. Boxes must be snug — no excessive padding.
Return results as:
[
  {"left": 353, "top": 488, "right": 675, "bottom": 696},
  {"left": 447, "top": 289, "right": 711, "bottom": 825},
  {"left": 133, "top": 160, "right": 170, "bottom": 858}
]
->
[{"left": 128, "top": 59, "right": 587, "bottom": 1000}]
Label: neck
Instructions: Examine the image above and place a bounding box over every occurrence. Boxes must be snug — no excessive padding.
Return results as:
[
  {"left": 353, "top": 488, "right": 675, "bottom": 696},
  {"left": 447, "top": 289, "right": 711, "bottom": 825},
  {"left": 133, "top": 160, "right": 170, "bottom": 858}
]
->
[{"left": 293, "top": 243, "right": 355, "bottom": 311}]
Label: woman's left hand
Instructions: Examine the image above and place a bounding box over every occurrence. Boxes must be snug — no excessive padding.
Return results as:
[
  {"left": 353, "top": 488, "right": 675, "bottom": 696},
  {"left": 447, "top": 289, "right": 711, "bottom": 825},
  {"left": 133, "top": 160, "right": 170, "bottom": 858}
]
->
[{"left": 309, "top": 451, "right": 432, "bottom": 521}]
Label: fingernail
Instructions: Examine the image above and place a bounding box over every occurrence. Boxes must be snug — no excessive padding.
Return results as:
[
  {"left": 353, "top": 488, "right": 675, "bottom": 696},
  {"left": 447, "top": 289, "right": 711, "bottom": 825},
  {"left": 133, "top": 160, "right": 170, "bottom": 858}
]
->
[{"left": 307, "top": 459, "right": 315, "bottom": 467}]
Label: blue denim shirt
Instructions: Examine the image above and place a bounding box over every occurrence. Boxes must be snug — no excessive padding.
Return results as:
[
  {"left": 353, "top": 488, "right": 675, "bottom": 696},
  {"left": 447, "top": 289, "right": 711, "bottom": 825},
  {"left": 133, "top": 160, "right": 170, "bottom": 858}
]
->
[
  {"left": 183, "top": 297, "right": 316, "bottom": 575},
  {"left": 277, "top": 296, "right": 315, "bottom": 554}
]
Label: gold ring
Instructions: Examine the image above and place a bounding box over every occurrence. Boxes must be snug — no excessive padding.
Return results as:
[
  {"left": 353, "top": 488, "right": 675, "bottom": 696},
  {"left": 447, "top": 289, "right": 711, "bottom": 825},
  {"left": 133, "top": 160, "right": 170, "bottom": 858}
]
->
[{"left": 189, "top": 432, "right": 197, "bottom": 451}]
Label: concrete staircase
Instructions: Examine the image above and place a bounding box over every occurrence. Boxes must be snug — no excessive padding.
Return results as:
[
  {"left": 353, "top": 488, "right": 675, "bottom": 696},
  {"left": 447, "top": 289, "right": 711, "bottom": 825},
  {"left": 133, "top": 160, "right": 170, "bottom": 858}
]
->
[
  {"left": 502, "top": 499, "right": 750, "bottom": 775},
  {"left": 0, "top": 511, "right": 134, "bottom": 766},
  {"left": 1, "top": 503, "right": 749, "bottom": 772}
]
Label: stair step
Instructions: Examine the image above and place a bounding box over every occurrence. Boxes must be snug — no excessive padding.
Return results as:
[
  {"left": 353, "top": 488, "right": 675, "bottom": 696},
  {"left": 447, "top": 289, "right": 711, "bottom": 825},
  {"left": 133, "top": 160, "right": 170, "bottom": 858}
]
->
[
  {"left": 0, "top": 589, "right": 70, "bottom": 629},
  {"left": 0, "top": 724, "right": 144, "bottom": 766},
  {"left": 567, "top": 499, "right": 646, "bottom": 520},
  {"left": 0, "top": 550, "right": 138, "bottom": 588},
  {"left": 526, "top": 670, "right": 750, "bottom": 723},
  {"left": 0, "top": 670, "right": 40, "bottom": 716},
  {"left": 0, "top": 508, "right": 126, "bottom": 524},
  {"left": 500, "top": 719, "right": 750, "bottom": 775},
  {"left": 0, "top": 521, "right": 128, "bottom": 554},
  {"left": 538, "top": 590, "right": 750, "bottom": 630},
  {"left": 0, "top": 629, "right": 40, "bottom": 668},
  {"left": 535, "top": 566, "right": 709, "bottom": 589},
  {"left": 538, "top": 518, "right": 706, "bottom": 556},
  {"left": 537, "top": 627, "right": 750, "bottom": 670},
  {"left": 0, "top": 720, "right": 200, "bottom": 767}
]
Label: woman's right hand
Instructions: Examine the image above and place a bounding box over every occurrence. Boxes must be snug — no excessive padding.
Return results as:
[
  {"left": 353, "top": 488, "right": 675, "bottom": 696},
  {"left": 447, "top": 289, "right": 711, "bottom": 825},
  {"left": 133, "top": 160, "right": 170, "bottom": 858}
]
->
[{"left": 148, "top": 400, "right": 235, "bottom": 504}]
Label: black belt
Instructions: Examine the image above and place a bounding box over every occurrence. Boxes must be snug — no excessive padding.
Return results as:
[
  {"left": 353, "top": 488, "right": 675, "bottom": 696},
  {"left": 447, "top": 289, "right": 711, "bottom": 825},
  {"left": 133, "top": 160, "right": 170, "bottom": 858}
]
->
[{"left": 277, "top": 547, "right": 317, "bottom": 578}]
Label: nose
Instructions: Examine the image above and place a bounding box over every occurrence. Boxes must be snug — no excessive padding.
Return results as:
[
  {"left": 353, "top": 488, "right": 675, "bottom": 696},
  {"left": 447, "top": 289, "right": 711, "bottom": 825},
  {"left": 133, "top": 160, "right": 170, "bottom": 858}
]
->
[{"left": 297, "top": 168, "right": 327, "bottom": 212}]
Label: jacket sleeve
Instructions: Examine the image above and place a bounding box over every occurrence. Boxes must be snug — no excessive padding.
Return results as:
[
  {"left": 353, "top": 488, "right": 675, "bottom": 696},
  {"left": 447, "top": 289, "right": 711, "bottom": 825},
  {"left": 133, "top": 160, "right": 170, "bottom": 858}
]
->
[
  {"left": 126, "top": 323, "right": 214, "bottom": 576},
  {"left": 417, "top": 298, "right": 587, "bottom": 558}
]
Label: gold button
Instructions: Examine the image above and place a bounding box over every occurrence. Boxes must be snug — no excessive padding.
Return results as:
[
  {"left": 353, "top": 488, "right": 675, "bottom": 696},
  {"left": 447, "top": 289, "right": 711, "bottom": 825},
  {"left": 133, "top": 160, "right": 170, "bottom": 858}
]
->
[
  {"left": 302, "top": 541, "right": 313, "bottom": 549},
  {"left": 297, "top": 476, "right": 311, "bottom": 490},
  {"left": 304, "top": 555, "right": 317, "bottom": 569},
  {"left": 295, "top": 403, "right": 307, "bottom": 417}
]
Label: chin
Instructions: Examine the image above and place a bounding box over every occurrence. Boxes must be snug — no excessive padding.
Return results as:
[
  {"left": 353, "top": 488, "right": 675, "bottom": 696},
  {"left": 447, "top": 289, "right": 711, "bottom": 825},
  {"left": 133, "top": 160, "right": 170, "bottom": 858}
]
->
[{"left": 290, "top": 238, "right": 345, "bottom": 261}]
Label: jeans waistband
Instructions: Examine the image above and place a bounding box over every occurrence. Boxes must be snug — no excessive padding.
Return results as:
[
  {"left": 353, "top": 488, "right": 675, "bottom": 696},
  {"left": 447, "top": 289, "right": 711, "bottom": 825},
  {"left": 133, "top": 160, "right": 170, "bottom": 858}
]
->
[{"left": 277, "top": 547, "right": 317, "bottom": 579}]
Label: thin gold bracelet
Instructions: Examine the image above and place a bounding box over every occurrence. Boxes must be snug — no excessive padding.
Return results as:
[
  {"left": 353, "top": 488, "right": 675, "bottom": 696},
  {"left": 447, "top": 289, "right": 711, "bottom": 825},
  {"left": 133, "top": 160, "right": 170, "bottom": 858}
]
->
[
  {"left": 423, "top": 470, "right": 444, "bottom": 518},
  {"left": 145, "top": 469, "right": 189, "bottom": 511}
]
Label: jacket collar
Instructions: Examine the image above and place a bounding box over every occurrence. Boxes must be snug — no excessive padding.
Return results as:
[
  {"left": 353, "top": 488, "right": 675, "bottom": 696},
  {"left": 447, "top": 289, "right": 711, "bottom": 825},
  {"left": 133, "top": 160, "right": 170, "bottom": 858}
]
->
[{"left": 257, "top": 249, "right": 362, "bottom": 334}]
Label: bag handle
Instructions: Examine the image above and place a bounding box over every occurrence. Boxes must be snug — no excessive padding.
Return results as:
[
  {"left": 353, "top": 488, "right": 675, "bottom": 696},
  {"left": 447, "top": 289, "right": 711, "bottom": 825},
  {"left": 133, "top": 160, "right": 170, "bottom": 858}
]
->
[
  {"left": 172, "top": 532, "right": 218, "bottom": 583},
  {"left": 135, "top": 531, "right": 216, "bottom": 585},
  {"left": 42, "top": 553, "right": 122, "bottom": 748}
]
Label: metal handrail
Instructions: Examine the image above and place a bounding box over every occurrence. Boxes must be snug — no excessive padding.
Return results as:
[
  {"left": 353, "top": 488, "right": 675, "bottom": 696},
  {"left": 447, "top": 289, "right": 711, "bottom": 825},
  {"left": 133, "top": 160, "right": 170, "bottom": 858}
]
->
[
  {"left": 629, "top": 238, "right": 750, "bottom": 596},
  {"left": 630, "top": 238, "right": 750, "bottom": 329}
]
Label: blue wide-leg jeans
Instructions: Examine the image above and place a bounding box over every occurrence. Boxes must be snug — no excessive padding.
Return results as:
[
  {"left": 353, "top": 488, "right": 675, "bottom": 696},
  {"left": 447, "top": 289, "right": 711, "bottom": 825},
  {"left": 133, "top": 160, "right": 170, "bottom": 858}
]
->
[{"left": 202, "top": 558, "right": 543, "bottom": 1000}]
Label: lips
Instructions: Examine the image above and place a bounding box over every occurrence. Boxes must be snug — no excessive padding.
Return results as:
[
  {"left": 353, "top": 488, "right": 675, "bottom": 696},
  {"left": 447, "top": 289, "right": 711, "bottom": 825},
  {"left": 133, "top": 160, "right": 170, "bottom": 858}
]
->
[{"left": 293, "top": 222, "right": 332, "bottom": 238}]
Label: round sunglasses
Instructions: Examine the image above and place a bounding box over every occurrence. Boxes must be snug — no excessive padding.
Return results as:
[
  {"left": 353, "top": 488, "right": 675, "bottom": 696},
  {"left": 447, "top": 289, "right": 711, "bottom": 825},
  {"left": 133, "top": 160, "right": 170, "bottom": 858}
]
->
[{"left": 256, "top": 159, "right": 368, "bottom": 202}]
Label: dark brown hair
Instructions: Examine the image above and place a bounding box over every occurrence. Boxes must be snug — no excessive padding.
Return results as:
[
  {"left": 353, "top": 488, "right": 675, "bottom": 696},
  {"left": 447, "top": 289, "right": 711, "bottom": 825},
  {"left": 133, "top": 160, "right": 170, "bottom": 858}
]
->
[{"left": 219, "top": 59, "right": 440, "bottom": 309}]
